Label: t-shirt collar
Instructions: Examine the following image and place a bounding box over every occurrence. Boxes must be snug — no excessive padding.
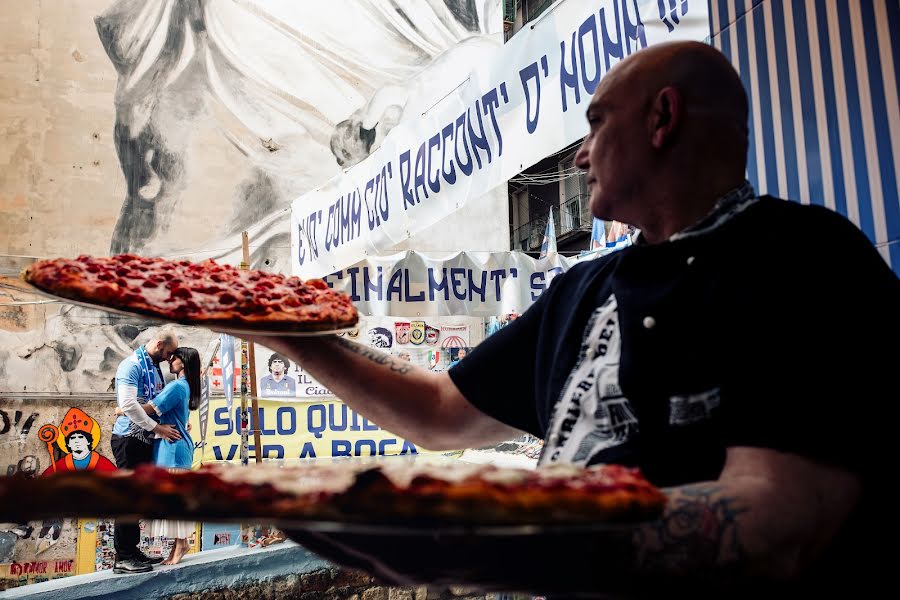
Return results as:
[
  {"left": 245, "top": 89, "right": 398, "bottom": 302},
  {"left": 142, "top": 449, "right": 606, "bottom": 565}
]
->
[{"left": 635, "top": 180, "right": 758, "bottom": 245}]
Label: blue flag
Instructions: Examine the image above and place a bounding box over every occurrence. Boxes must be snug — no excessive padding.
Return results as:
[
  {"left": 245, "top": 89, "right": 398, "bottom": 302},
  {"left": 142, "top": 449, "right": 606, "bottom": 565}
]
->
[
  {"left": 590, "top": 218, "right": 606, "bottom": 250},
  {"left": 606, "top": 221, "right": 633, "bottom": 250},
  {"left": 538, "top": 211, "right": 557, "bottom": 260}
]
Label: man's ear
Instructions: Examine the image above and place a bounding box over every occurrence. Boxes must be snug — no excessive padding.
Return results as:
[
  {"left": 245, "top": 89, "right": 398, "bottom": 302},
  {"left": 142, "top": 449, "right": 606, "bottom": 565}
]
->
[{"left": 649, "top": 86, "right": 681, "bottom": 149}]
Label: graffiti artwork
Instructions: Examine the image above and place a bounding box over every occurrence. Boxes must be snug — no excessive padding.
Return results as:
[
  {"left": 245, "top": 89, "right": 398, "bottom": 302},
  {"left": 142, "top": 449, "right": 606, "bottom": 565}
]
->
[{"left": 39, "top": 408, "right": 116, "bottom": 476}]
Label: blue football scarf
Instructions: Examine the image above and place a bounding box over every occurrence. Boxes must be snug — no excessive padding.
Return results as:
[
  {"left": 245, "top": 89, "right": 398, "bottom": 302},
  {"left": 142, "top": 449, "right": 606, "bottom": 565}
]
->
[{"left": 136, "top": 345, "right": 160, "bottom": 402}]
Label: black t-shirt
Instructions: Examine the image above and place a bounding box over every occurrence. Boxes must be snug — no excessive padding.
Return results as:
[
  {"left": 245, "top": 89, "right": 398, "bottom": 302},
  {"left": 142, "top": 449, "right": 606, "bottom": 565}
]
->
[{"left": 449, "top": 196, "right": 899, "bottom": 593}]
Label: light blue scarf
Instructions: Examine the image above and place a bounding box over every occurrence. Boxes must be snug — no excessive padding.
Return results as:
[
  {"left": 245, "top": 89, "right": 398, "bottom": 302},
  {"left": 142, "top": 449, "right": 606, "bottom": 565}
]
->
[{"left": 136, "top": 345, "right": 160, "bottom": 401}]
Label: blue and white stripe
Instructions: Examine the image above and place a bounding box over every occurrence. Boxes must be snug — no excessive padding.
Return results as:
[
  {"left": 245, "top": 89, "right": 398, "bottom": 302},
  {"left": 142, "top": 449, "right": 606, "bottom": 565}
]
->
[{"left": 708, "top": 0, "right": 900, "bottom": 274}]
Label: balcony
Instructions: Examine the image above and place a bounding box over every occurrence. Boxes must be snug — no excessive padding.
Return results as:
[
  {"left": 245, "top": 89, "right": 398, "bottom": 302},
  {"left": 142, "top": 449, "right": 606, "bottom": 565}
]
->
[
  {"left": 509, "top": 195, "right": 592, "bottom": 252},
  {"left": 558, "top": 193, "right": 592, "bottom": 236}
]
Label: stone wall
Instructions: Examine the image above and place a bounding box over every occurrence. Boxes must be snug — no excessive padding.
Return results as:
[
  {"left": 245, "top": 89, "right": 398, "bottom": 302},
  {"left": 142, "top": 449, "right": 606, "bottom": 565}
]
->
[{"left": 164, "top": 566, "right": 527, "bottom": 600}]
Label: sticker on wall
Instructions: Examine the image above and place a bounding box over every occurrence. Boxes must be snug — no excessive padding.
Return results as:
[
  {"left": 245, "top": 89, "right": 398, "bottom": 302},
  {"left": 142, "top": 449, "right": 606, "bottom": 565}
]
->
[
  {"left": 410, "top": 321, "right": 426, "bottom": 345},
  {"left": 427, "top": 350, "right": 441, "bottom": 370},
  {"left": 425, "top": 324, "right": 440, "bottom": 345},
  {"left": 395, "top": 322, "right": 410, "bottom": 344},
  {"left": 367, "top": 327, "right": 393, "bottom": 348},
  {"left": 440, "top": 324, "right": 470, "bottom": 348},
  {"left": 38, "top": 408, "right": 116, "bottom": 476}
]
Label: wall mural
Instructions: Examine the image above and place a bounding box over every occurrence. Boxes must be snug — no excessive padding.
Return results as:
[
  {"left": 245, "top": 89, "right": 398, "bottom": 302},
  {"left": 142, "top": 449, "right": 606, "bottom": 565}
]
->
[
  {"left": 0, "top": 401, "right": 117, "bottom": 587},
  {"left": 0, "top": 0, "right": 502, "bottom": 396},
  {"left": 0, "top": 400, "right": 198, "bottom": 587},
  {"left": 39, "top": 408, "right": 116, "bottom": 476},
  {"left": 97, "top": 0, "right": 501, "bottom": 269}
]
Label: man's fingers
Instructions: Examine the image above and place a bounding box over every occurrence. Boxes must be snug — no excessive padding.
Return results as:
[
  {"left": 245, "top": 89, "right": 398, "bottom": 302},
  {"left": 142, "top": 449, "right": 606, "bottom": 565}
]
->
[{"left": 163, "top": 426, "right": 181, "bottom": 441}]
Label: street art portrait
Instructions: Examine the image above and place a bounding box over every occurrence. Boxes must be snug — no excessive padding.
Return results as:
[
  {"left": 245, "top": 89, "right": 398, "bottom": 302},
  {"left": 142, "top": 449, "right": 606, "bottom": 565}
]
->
[{"left": 39, "top": 408, "right": 116, "bottom": 476}]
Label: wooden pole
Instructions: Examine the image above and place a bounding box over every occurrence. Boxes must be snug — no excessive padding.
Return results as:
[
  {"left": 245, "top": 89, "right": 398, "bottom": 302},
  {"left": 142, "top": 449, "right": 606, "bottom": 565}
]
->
[
  {"left": 241, "top": 232, "right": 264, "bottom": 464},
  {"left": 247, "top": 341, "right": 262, "bottom": 464}
]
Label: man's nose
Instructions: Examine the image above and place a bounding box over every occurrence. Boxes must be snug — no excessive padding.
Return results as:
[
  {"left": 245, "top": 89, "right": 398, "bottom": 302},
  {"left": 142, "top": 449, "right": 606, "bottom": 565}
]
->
[{"left": 574, "top": 138, "right": 589, "bottom": 170}]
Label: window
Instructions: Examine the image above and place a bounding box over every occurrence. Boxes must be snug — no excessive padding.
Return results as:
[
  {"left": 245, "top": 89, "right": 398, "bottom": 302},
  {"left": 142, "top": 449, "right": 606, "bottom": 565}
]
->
[
  {"left": 558, "top": 156, "right": 588, "bottom": 234},
  {"left": 525, "top": 0, "right": 555, "bottom": 24}
]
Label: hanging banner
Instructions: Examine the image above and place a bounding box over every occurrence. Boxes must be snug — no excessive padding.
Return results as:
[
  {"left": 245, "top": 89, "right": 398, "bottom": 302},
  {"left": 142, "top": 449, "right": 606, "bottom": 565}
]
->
[
  {"left": 219, "top": 334, "right": 236, "bottom": 409},
  {"left": 291, "top": 0, "right": 709, "bottom": 277},
  {"left": 189, "top": 397, "right": 425, "bottom": 465},
  {"left": 198, "top": 374, "right": 210, "bottom": 450},
  {"left": 322, "top": 250, "right": 575, "bottom": 317}
]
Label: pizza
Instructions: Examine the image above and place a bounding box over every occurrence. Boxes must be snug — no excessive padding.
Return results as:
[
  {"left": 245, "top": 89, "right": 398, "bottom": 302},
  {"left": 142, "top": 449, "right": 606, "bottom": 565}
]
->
[
  {"left": 0, "top": 460, "right": 666, "bottom": 526},
  {"left": 22, "top": 254, "right": 357, "bottom": 332}
]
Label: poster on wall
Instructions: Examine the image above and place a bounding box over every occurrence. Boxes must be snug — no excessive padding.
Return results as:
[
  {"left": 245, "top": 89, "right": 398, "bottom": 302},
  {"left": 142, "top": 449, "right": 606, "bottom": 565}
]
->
[
  {"left": 251, "top": 316, "right": 483, "bottom": 399},
  {"left": 201, "top": 523, "right": 242, "bottom": 551},
  {"left": 358, "top": 315, "right": 481, "bottom": 373},
  {"left": 190, "top": 397, "right": 424, "bottom": 466}
]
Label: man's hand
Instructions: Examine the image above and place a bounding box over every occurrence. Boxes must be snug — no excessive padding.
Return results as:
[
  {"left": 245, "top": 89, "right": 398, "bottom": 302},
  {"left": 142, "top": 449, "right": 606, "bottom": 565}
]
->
[
  {"left": 114, "top": 406, "right": 124, "bottom": 417},
  {"left": 153, "top": 424, "right": 181, "bottom": 441}
]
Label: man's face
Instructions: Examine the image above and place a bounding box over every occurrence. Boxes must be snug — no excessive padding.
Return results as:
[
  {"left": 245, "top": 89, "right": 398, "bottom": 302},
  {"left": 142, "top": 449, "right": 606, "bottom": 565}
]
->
[
  {"left": 68, "top": 433, "right": 90, "bottom": 458},
  {"left": 575, "top": 63, "right": 648, "bottom": 223},
  {"left": 148, "top": 339, "right": 178, "bottom": 364},
  {"left": 270, "top": 359, "right": 285, "bottom": 377}
]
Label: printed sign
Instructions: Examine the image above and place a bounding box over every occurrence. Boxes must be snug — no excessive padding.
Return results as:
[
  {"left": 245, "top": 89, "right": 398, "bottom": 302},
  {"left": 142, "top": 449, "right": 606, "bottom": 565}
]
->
[{"left": 189, "top": 398, "right": 426, "bottom": 465}]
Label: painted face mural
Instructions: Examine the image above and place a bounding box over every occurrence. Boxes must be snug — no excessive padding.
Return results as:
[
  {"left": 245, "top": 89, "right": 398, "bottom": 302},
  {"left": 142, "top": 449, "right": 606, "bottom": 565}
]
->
[{"left": 39, "top": 408, "right": 117, "bottom": 476}]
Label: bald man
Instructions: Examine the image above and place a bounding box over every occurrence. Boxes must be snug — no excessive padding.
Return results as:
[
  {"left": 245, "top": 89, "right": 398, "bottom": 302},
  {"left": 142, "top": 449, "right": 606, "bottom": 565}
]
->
[{"left": 256, "top": 42, "right": 898, "bottom": 596}]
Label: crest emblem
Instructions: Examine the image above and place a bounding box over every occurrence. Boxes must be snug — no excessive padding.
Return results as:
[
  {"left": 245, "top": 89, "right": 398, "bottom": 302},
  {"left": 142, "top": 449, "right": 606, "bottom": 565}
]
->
[
  {"left": 410, "top": 321, "right": 426, "bottom": 345},
  {"left": 395, "top": 322, "right": 410, "bottom": 345},
  {"left": 425, "top": 324, "right": 440, "bottom": 345}
]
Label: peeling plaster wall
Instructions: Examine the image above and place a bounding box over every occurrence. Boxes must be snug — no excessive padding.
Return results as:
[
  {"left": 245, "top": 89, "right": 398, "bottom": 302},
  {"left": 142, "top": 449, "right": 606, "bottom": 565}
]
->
[
  {"left": 0, "top": 277, "right": 217, "bottom": 394},
  {"left": 0, "top": 0, "right": 123, "bottom": 258}
]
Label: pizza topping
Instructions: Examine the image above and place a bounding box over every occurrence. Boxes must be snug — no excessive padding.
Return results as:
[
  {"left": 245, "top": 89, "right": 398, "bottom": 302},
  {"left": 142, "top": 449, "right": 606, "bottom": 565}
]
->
[{"left": 23, "top": 254, "right": 358, "bottom": 331}]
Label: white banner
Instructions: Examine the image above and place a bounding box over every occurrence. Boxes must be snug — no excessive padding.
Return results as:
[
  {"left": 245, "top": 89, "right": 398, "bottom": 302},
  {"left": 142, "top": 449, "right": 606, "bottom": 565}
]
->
[
  {"left": 291, "top": 0, "right": 709, "bottom": 277},
  {"left": 322, "top": 250, "right": 576, "bottom": 317}
]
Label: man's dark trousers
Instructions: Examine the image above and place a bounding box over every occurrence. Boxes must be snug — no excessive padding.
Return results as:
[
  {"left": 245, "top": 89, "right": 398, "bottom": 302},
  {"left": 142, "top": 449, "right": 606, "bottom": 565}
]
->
[{"left": 110, "top": 434, "right": 153, "bottom": 560}]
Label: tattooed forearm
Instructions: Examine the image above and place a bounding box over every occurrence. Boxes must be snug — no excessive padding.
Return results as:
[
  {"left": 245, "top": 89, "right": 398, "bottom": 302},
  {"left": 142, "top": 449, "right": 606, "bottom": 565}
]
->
[
  {"left": 633, "top": 484, "right": 749, "bottom": 583},
  {"left": 334, "top": 337, "right": 413, "bottom": 374}
]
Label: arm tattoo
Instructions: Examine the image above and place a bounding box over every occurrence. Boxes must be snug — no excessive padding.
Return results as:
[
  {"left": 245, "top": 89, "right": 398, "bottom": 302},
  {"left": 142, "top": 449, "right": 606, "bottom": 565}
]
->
[
  {"left": 633, "top": 484, "right": 749, "bottom": 583},
  {"left": 333, "top": 337, "right": 413, "bottom": 374}
]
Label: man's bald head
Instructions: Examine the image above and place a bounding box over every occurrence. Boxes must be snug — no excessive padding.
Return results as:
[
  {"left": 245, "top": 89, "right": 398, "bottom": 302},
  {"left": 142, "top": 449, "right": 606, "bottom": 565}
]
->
[
  {"left": 146, "top": 328, "right": 179, "bottom": 364},
  {"left": 576, "top": 41, "right": 750, "bottom": 242},
  {"left": 605, "top": 41, "right": 748, "bottom": 149}
]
